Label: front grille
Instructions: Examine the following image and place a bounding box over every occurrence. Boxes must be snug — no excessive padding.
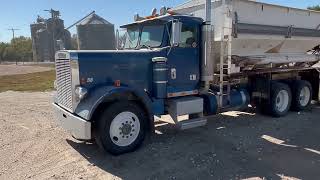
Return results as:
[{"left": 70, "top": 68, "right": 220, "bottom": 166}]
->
[{"left": 55, "top": 58, "right": 73, "bottom": 111}]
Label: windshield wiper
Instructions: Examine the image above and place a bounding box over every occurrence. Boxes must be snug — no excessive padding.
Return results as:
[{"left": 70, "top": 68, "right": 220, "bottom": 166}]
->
[{"left": 137, "top": 44, "right": 152, "bottom": 50}]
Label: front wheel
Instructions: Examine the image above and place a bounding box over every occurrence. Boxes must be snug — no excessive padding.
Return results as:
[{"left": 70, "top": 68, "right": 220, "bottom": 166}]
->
[{"left": 95, "top": 101, "right": 147, "bottom": 155}]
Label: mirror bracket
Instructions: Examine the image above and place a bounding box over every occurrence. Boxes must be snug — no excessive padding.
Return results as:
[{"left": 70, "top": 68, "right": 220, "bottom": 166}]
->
[{"left": 171, "top": 20, "right": 182, "bottom": 47}]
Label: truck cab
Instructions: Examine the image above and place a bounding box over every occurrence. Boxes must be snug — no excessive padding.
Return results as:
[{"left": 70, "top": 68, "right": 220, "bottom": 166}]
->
[
  {"left": 54, "top": 14, "right": 212, "bottom": 155},
  {"left": 121, "top": 15, "right": 203, "bottom": 94}
]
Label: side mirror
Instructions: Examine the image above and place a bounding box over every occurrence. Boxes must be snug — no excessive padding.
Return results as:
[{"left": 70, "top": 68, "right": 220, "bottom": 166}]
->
[
  {"left": 171, "top": 20, "right": 182, "bottom": 47},
  {"left": 116, "top": 29, "right": 120, "bottom": 49}
]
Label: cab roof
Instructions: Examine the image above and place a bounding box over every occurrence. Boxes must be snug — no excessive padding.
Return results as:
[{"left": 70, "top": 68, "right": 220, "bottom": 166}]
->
[{"left": 120, "top": 14, "right": 204, "bottom": 28}]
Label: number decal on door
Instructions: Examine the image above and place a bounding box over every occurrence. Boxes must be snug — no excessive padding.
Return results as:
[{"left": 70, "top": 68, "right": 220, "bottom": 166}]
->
[{"left": 190, "top": 74, "right": 197, "bottom": 81}]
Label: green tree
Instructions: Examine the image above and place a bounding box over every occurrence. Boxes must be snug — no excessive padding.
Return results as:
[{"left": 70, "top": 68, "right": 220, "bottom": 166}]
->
[
  {"left": 0, "top": 36, "right": 33, "bottom": 62},
  {"left": 0, "top": 43, "right": 9, "bottom": 63},
  {"left": 12, "top": 36, "right": 33, "bottom": 61},
  {"left": 308, "top": 5, "right": 320, "bottom": 11}
]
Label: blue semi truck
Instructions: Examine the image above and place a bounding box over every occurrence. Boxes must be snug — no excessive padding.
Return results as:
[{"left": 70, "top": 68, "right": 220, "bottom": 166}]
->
[{"left": 54, "top": 1, "right": 320, "bottom": 154}]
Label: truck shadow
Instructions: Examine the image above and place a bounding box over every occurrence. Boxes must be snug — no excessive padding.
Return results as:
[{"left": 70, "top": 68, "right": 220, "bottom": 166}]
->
[{"left": 66, "top": 109, "right": 320, "bottom": 180}]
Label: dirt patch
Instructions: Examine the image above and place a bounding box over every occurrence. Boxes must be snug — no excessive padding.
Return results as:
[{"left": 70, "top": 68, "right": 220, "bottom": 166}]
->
[
  {"left": 0, "top": 64, "right": 53, "bottom": 76},
  {"left": 0, "top": 91, "right": 319, "bottom": 180}
]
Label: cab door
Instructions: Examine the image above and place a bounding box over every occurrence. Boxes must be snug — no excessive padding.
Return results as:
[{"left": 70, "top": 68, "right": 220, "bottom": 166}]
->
[{"left": 167, "top": 23, "right": 200, "bottom": 96}]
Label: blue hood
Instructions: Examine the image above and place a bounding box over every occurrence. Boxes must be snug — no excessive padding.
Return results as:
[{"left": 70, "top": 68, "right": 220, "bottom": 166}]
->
[{"left": 75, "top": 49, "right": 167, "bottom": 93}]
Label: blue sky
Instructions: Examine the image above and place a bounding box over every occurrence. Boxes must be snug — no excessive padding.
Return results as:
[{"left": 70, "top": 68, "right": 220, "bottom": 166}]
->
[{"left": 0, "top": 0, "right": 319, "bottom": 42}]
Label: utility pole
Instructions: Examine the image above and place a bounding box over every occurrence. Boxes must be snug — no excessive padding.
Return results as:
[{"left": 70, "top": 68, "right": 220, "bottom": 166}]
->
[
  {"left": 7, "top": 28, "right": 20, "bottom": 41},
  {"left": 7, "top": 28, "right": 20, "bottom": 65}
]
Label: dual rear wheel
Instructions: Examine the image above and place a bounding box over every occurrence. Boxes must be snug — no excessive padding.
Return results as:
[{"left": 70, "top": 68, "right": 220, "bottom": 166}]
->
[
  {"left": 291, "top": 80, "right": 312, "bottom": 111},
  {"left": 269, "top": 80, "right": 312, "bottom": 117}
]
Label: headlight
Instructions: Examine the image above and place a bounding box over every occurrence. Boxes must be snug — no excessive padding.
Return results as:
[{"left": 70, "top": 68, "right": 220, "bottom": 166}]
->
[{"left": 75, "top": 86, "right": 88, "bottom": 100}]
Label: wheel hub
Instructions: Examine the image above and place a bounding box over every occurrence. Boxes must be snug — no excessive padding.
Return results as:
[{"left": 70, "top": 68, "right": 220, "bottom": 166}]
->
[
  {"left": 109, "top": 111, "right": 141, "bottom": 147},
  {"left": 299, "top": 86, "right": 310, "bottom": 107},
  {"left": 121, "top": 123, "right": 132, "bottom": 135},
  {"left": 275, "top": 90, "right": 289, "bottom": 112}
]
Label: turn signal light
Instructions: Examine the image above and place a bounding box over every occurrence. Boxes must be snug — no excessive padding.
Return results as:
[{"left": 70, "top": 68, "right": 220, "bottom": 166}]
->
[{"left": 80, "top": 78, "right": 87, "bottom": 85}]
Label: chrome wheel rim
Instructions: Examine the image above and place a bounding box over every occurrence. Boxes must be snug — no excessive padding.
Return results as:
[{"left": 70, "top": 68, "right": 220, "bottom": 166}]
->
[
  {"left": 299, "top": 86, "right": 311, "bottom": 107},
  {"left": 109, "top": 111, "right": 140, "bottom": 147},
  {"left": 276, "top": 90, "right": 289, "bottom": 112}
]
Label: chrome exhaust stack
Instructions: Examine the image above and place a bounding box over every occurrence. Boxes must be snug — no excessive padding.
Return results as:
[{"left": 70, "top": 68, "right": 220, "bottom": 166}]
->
[{"left": 201, "top": 0, "right": 214, "bottom": 92}]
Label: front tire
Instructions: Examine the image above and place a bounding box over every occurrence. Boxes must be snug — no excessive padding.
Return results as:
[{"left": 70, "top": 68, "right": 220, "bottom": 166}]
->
[
  {"left": 95, "top": 101, "right": 147, "bottom": 155},
  {"left": 269, "top": 82, "right": 292, "bottom": 117}
]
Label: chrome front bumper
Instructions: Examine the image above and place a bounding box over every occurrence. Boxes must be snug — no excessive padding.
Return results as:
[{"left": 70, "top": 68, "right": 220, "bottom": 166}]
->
[{"left": 53, "top": 103, "right": 91, "bottom": 140}]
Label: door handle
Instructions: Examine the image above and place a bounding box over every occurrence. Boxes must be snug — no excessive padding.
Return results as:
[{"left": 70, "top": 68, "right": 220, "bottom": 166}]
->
[{"left": 171, "top": 68, "right": 176, "bottom": 79}]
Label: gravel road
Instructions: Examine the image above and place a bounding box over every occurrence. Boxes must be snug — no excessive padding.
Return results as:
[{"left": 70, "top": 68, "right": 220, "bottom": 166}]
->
[
  {"left": 0, "top": 65, "right": 52, "bottom": 76},
  {"left": 0, "top": 91, "right": 319, "bottom": 180}
]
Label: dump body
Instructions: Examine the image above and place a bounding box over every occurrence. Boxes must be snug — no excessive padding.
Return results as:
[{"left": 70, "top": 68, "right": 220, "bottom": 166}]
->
[{"left": 174, "top": 0, "right": 320, "bottom": 67}]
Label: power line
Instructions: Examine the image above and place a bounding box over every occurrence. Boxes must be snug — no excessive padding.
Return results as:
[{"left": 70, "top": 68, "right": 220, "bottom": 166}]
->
[
  {"left": 7, "top": 28, "right": 20, "bottom": 65},
  {"left": 7, "top": 28, "right": 20, "bottom": 40}
]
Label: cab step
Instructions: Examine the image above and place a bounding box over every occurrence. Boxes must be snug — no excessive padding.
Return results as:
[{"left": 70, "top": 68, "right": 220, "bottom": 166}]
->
[
  {"left": 167, "top": 96, "right": 207, "bottom": 130},
  {"left": 177, "top": 117, "right": 207, "bottom": 130}
]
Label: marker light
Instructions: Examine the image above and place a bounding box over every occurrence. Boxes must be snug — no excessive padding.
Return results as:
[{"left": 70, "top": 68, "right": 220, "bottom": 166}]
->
[
  {"left": 114, "top": 80, "right": 121, "bottom": 87},
  {"left": 80, "top": 78, "right": 87, "bottom": 85}
]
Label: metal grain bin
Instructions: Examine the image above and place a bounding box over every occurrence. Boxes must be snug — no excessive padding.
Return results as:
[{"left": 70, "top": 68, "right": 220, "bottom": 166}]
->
[
  {"left": 30, "top": 23, "right": 46, "bottom": 61},
  {"left": 37, "top": 29, "right": 54, "bottom": 62},
  {"left": 77, "top": 13, "right": 115, "bottom": 50},
  {"left": 30, "top": 10, "right": 71, "bottom": 62}
]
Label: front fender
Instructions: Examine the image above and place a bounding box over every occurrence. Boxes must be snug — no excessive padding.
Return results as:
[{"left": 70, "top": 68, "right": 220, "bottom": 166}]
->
[{"left": 74, "top": 86, "right": 153, "bottom": 121}]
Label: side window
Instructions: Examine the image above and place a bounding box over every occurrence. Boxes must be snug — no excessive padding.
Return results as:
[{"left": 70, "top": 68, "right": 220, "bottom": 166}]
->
[{"left": 179, "top": 25, "right": 197, "bottom": 48}]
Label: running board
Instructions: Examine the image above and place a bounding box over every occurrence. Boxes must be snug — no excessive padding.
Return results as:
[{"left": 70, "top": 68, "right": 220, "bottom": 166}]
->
[{"left": 177, "top": 118, "right": 207, "bottom": 130}]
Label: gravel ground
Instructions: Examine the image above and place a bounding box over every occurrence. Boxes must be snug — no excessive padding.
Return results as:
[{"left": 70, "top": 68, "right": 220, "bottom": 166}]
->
[
  {"left": 0, "top": 65, "right": 52, "bottom": 76},
  {"left": 0, "top": 91, "right": 319, "bottom": 180}
]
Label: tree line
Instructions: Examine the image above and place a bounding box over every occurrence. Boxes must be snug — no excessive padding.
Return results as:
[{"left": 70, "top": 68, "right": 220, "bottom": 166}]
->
[
  {"left": 308, "top": 5, "right": 320, "bottom": 11},
  {"left": 0, "top": 36, "right": 33, "bottom": 63},
  {"left": 0, "top": 35, "right": 78, "bottom": 63}
]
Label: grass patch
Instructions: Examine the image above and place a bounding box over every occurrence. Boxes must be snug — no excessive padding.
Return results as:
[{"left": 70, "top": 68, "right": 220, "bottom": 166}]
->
[
  {"left": 0, "top": 70, "right": 56, "bottom": 92},
  {"left": 23, "top": 63, "right": 55, "bottom": 68}
]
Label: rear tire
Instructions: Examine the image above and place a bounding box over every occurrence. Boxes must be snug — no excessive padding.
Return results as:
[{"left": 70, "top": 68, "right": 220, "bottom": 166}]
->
[
  {"left": 291, "top": 80, "right": 312, "bottom": 111},
  {"left": 95, "top": 101, "right": 147, "bottom": 155},
  {"left": 269, "top": 82, "right": 292, "bottom": 117}
]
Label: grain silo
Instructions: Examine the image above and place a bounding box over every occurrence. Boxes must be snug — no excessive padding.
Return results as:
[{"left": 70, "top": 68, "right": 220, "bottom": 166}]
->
[
  {"left": 30, "top": 16, "right": 46, "bottom": 61},
  {"left": 37, "top": 29, "right": 53, "bottom": 62},
  {"left": 30, "top": 9, "right": 71, "bottom": 62},
  {"left": 77, "top": 13, "right": 115, "bottom": 50}
]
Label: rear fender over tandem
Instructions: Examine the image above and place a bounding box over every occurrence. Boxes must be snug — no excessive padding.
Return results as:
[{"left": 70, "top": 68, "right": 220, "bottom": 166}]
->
[{"left": 74, "top": 86, "right": 154, "bottom": 130}]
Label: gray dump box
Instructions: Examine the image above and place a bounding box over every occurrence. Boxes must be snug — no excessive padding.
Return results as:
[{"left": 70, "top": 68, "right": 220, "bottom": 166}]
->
[{"left": 175, "top": 0, "right": 320, "bottom": 70}]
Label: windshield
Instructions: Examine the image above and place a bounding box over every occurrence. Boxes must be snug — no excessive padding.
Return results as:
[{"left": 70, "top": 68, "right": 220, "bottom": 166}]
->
[
  {"left": 140, "top": 25, "right": 164, "bottom": 48},
  {"left": 123, "top": 25, "right": 164, "bottom": 49},
  {"left": 124, "top": 27, "right": 139, "bottom": 49}
]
